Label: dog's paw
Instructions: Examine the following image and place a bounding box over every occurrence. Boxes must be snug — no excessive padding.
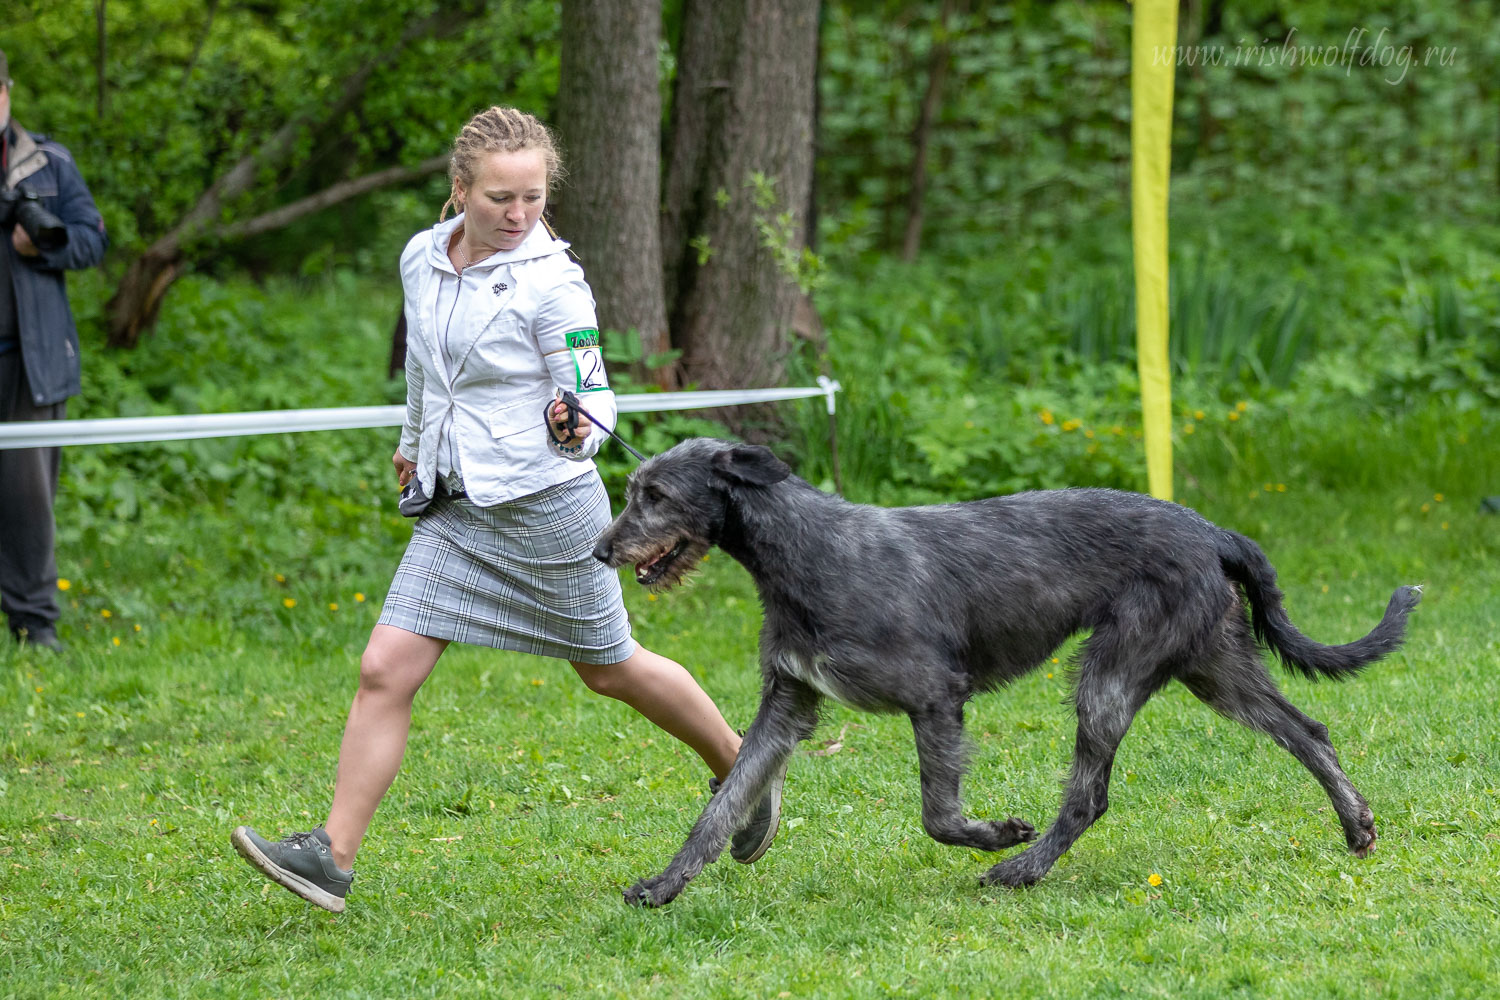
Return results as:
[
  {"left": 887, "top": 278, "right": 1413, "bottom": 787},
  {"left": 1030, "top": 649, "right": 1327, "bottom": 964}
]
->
[
  {"left": 979, "top": 853, "right": 1048, "bottom": 889},
  {"left": 991, "top": 816, "right": 1037, "bottom": 849},
  {"left": 623, "top": 874, "right": 681, "bottom": 908},
  {"left": 1346, "top": 805, "right": 1378, "bottom": 858}
]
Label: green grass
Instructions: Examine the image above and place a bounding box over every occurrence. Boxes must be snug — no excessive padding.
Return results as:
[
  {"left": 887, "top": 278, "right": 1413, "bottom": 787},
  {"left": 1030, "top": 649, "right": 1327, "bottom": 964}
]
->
[{"left": 3, "top": 420, "right": 1498, "bottom": 999}]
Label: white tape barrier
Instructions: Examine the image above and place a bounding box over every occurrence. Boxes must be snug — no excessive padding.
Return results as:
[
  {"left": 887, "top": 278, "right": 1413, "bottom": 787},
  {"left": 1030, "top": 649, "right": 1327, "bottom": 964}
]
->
[{"left": 0, "top": 377, "right": 841, "bottom": 450}]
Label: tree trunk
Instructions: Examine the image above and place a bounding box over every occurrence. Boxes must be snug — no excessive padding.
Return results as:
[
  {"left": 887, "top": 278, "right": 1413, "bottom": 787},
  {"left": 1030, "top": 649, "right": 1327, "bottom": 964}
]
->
[
  {"left": 901, "top": 0, "right": 958, "bottom": 262},
  {"left": 105, "top": 5, "right": 477, "bottom": 348},
  {"left": 663, "top": 0, "right": 820, "bottom": 396},
  {"left": 95, "top": 0, "right": 107, "bottom": 120},
  {"left": 555, "top": 0, "right": 673, "bottom": 388}
]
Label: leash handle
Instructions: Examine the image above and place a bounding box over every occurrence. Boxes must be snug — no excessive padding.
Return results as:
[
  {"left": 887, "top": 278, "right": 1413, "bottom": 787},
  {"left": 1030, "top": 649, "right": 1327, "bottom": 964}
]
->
[{"left": 550, "top": 390, "right": 648, "bottom": 463}]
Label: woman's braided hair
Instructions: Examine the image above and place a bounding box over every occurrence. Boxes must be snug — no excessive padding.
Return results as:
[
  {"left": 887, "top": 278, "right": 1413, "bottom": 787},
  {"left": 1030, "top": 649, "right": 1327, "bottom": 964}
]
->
[{"left": 440, "top": 106, "right": 565, "bottom": 221}]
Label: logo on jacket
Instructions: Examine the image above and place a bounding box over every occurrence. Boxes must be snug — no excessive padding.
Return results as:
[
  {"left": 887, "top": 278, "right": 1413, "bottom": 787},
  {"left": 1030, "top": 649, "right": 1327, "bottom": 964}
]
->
[{"left": 492, "top": 282, "right": 508, "bottom": 295}]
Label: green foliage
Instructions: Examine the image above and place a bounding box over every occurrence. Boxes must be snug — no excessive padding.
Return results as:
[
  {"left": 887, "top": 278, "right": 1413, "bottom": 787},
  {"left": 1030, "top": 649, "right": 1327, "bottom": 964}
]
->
[
  {"left": 8, "top": 0, "right": 559, "bottom": 266},
  {"left": 786, "top": 192, "right": 1500, "bottom": 505},
  {"left": 48, "top": 268, "right": 409, "bottom": 622},
  {"left": 819, "top": 1, "right": 1500, "bottom": 259}
]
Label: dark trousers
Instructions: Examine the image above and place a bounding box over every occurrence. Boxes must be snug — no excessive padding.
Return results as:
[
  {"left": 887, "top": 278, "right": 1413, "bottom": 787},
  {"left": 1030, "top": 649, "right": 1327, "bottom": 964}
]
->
[{"left": 0, "top": 351, "right": 65, "bottom": 632}]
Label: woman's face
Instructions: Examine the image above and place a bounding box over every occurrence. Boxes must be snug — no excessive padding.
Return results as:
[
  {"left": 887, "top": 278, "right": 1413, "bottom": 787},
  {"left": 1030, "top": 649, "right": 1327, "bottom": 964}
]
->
[{"left": 455, "top": 147, "right": 548, "bottom": 253}]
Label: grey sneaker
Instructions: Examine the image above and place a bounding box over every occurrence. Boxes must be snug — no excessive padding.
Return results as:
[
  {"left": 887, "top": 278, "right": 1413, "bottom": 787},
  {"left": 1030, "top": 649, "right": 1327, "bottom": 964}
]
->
[
  {"left": 231, "top": 826, "right": 353, "bottom": 913},
  {"left": 709, "top": 759, "right": 786, "bottom": 864}
]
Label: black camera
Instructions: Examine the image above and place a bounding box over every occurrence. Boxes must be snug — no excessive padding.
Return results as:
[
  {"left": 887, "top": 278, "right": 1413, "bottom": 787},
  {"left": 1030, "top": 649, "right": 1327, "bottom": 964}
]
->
[{"left": 0, "top": 185, "right": 68, "bottom": 252}]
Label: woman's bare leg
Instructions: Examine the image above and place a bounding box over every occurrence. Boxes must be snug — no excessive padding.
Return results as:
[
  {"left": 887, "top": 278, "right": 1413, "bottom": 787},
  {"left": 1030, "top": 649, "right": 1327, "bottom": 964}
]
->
[
  {"left": 571, "top": 645, "right": 741, "bottom": 780},
  {"left": 324, "top": 624, "right": 447, "bottom": 868}
]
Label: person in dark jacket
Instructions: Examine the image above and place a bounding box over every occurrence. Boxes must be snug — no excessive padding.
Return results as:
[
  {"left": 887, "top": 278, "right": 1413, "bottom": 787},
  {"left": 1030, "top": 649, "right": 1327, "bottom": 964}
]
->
[{"left": 0, "top": 50, "right": 108, "bottom": 651}]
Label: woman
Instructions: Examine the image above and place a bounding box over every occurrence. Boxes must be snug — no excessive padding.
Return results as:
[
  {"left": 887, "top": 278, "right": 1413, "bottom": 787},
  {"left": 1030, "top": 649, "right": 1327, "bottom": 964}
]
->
[{"left": 231, "top": 107, "right": 779, "bottom": 913}]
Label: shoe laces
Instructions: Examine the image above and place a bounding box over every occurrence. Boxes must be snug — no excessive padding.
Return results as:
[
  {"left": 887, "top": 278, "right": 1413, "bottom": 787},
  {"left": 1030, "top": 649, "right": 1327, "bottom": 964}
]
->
[{"left": 278, "top": 831, "right": 324, "bottom": 851}]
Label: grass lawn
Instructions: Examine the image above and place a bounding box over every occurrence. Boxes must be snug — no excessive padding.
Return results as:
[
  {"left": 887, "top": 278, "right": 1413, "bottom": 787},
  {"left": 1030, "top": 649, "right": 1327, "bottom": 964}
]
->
[{"left": 3, "top": 439, "right": 1498, "bottom": 998}]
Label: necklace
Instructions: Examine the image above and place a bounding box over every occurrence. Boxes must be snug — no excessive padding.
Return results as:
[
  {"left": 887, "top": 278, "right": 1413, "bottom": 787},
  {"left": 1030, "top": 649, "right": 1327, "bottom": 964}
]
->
[{"left": 454, "top": 238, "right": 473, "bottom": 271}]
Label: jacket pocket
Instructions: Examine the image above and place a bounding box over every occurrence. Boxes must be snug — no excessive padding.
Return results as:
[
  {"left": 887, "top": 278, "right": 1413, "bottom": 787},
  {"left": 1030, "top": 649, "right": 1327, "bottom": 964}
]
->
[{"left": 487, "top": 394, "right": 551, "bottom": 469}]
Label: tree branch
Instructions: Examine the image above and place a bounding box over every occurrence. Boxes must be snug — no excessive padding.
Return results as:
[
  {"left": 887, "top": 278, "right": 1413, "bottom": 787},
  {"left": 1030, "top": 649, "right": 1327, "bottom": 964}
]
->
[{"left": 215, "top": 154, "right": 450, "bottom": 241}]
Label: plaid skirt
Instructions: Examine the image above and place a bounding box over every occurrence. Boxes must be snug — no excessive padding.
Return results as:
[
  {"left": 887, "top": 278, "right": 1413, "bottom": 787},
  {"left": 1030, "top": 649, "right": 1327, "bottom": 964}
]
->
[{"left": 377, "top": 471, "right": 636, "bottom": 664}]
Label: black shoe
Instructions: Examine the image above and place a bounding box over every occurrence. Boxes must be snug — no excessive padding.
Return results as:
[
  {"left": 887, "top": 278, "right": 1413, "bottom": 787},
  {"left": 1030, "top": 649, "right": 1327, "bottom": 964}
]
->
[
  {"left": 231, "top": 826, "right": 354, "bottom": 912},
  {"left": 709, "top": 759, "right": 786, "bottom": 865},
  {"left": 12, "top": 624, "right": 65, "bottom": 653}
]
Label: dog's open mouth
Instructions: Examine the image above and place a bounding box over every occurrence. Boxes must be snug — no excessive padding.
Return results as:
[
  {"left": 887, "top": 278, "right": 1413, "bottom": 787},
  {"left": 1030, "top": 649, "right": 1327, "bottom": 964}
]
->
[{"left": 635, "top": 540, "right": 687, "bottom": 586}]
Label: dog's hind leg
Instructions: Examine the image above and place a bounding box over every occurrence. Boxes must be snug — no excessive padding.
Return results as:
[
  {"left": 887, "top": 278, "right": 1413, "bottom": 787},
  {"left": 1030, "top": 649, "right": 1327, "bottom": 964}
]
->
[
  {"left": 910, "top": 702, "right": 1036, "bottom": 851},
  {"left": 1181, "top": 622, "right": 1377, "bottom": 856},
  {"left": 624, "top": 675, "right": 821, "bottom": 907},
  {"left": 982, "top": 630, "right": 1156, "bottom": 888}
]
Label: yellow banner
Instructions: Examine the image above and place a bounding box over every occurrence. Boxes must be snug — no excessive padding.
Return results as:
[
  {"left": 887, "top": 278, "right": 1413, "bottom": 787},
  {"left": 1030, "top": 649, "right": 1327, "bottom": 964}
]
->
[{"left": 1131, "top": 0, "right": 1178, "bottom": 500}]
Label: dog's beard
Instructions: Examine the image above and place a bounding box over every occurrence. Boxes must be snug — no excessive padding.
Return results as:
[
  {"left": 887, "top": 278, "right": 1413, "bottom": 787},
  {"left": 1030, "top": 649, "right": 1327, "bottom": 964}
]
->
[{"left": 614, "top": 535, "right": 712, "bottom": 589}]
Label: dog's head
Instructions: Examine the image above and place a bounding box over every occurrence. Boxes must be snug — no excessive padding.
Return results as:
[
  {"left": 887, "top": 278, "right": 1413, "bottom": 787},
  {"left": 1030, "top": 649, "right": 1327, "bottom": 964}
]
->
[{"left": 592, "top": 438, "right": 791, "bottom": 588}]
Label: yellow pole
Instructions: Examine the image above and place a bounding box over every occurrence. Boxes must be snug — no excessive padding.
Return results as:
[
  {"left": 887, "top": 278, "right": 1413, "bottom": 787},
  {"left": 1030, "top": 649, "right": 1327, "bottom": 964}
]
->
[{"left": 1131, "top": 0, "right": 1178, "bottom": 501}]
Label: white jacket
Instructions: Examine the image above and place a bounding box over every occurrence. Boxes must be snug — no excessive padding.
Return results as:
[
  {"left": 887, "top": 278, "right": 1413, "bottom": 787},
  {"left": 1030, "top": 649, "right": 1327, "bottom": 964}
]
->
[{"left": 397, "top": 214, "right": 619, "bottom": 506}]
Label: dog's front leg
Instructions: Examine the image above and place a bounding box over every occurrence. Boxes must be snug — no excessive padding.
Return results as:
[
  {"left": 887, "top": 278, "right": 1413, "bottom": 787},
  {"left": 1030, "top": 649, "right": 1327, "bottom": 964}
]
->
[{"left": 625, "top": 675, "right": 820, "bottom": 907}]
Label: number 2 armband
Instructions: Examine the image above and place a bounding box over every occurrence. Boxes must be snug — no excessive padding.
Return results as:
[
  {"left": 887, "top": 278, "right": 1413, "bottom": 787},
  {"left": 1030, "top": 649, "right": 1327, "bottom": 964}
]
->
[{"left": 565, "top": 329, "right": 609, "bottom": 393}]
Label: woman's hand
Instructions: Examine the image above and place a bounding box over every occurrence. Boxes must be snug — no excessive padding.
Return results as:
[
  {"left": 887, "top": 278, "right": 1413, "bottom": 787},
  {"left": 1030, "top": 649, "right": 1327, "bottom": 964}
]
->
[
  {"left": 393, "top": 449, "right": 417, "bottom": 487},
  {"left": 549, "top": 399, "right": 592, "bottom": 448}
]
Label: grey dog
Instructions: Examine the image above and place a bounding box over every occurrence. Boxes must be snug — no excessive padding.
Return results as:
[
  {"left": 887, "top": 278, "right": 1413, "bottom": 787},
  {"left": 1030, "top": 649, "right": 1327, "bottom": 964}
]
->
[{"left": 593, "top": 438, "right": 1420, "bottom": 907}]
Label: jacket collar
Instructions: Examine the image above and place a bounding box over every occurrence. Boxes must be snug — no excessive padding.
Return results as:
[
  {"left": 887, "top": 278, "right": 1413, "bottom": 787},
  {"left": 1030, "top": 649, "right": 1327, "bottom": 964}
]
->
[{"left": 426, "top": 212, "right": 570, "bottom": 270}]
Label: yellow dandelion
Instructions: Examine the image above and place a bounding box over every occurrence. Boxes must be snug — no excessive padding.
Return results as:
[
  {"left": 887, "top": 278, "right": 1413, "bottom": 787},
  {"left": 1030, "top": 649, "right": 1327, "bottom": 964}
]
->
[
  {"left": 1062, "top": 419, "right": 1080, "bottom": 432},
  {"left": 1434, "top": 493, "right": 1444, "bottom": 503},
  {"left": 1441, "top": 522, "right": 1449, "bottom": 531},
  {"left": 354, "top": 593, "right": 366, "bottom": 603},
  {"left": 111, "top": 637, "right": 121, "bottom": 647},
  {"left": 134, "top": 624, "right": 141, "bottom": 632},
  {"left": 1276, "top": 484, "right": 1287, "bottom": 493},
  {"left": 531, "top": 678, "right": 545, "bottom": 686},
  {"left": 34, "top": 686, "right": 43, "bottom": 693},
  {"left": 329, "top": 603, "right": 339, "bottom": 612},
  {"left": 275, "top": 573, "right": 286, "bottom": 583},
  {"left": 1322, "top": 585, "right": 1330, "bottom": 593},
  {"left": 647, "top": 594, "right": 658, "bottom": 602},
  {"left": 1183, "top": 423, "right": 1196, "bottom": 435},
  {"left": 1046, "top": 673, "right": 1054, "bottom": 679},
  {"left": 1110, "top": 425, "right": 1124, "bottom": 436},
  {"left": 76, "top": 711, "right": 86, "bottom": 718},
  {"left": 1148, "top": 872, "right": 1163, "bottom": 887},
  {"left": 282, "top": 598, "right": 297, "bottom": 609},
  {"left": 1052, "top": 657, "right": 1060, "bottom": 664},
  {"left": 1040, "top": 410, "right": 1055, "bottom": 426},
  {"left": 57, "top": 579, "right": 71, "bottom": 591},
  {"left": 149, "top": 819, "right": 157, "bottom": 826},
  {"left": 1264, "top": 483, "right": 1274, "bottom": 492},
  {"left": 1236, "top": 401, "right": 1248, "bottom": 412},
  {"left": 1228, "top": 412, "right": 1240, "bottom": 422},
  {"left": 100, "top": 608, "right": 112, "bottom": 618},
  {"left": 1193, "top": 410, "right": 1205, "bottom": 420},
  {"left": 1421, "top": 503, "right": 1431, "bottom": 513}
]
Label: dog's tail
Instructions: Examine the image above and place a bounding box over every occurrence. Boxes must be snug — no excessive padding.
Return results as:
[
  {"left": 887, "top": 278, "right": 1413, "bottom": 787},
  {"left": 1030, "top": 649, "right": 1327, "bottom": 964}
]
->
[{"left": 1215, "top": 529, "right": 1421, "bottom": 681}]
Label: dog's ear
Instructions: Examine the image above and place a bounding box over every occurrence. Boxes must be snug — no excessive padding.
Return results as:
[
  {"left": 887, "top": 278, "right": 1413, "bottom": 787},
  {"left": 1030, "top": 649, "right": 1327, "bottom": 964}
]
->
[{"left": 711, "top": 444, "right": 792, "bottom": 488}]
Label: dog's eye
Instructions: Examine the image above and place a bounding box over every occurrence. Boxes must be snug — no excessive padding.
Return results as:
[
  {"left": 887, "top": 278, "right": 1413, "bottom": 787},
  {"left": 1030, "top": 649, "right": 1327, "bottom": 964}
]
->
[{"left": 644, "top": 485, "right": 667, "bottom": 505}]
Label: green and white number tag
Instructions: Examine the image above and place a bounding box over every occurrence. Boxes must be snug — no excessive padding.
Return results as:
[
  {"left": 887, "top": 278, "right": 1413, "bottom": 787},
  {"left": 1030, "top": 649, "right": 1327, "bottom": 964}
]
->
[{"left": 567, "top": 329, "right": 608, "bottom": 393}]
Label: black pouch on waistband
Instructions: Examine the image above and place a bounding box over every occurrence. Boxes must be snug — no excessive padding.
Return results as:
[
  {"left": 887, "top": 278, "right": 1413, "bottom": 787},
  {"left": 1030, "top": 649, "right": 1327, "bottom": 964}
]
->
[{"left": 398, "top": 479, "right": 433, "bottom": 518}]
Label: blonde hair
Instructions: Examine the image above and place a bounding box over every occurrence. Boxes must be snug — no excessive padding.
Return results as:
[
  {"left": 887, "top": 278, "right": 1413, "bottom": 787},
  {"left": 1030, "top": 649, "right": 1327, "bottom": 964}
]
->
[{"left": 440, "top": 106, "right": 565, "bottom": 221}]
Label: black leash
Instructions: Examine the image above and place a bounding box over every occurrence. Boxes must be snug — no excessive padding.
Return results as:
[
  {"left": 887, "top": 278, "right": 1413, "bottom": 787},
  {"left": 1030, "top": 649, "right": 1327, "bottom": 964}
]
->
[{"left": 546, "top": 389, "right": 648, "bottom": 463}]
